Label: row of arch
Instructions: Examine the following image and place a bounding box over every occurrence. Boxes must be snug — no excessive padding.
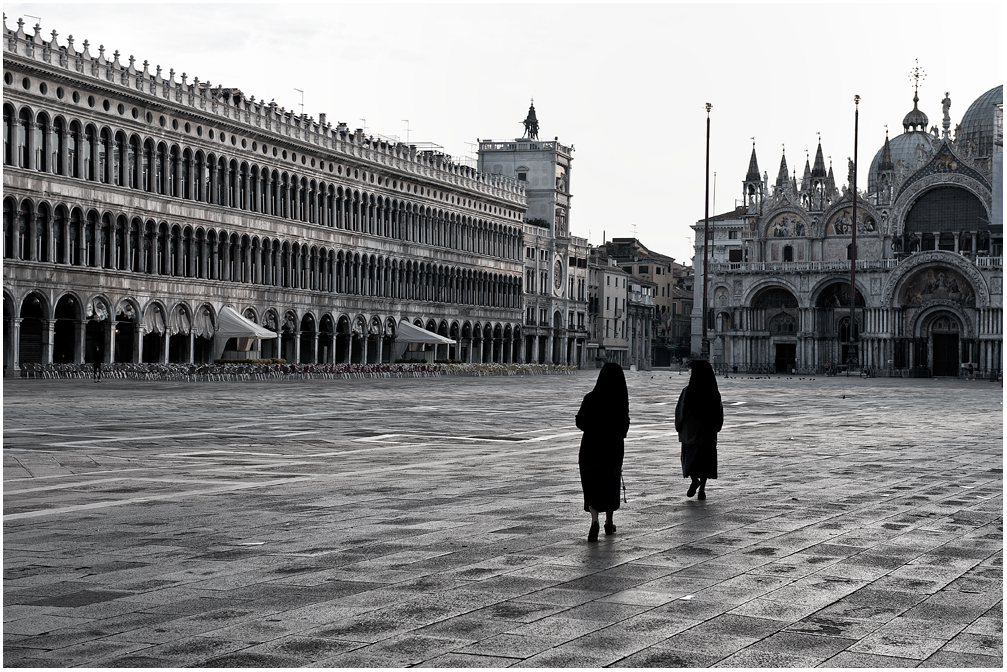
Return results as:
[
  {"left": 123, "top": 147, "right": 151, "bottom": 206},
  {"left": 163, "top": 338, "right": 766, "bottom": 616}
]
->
[
  {"left": 3, "top": 197, "right": 523, "bottom": 308},
  {"left": 2, "top": 104, "right": 521, "bottom": 259},
  {"left": 4, "top": 289, "right": 527, "bottom": 368}
]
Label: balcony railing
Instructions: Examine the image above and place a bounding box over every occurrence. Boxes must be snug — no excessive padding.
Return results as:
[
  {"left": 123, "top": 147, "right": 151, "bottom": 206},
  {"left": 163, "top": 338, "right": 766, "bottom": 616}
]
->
[{"left": 712, "top": 255, "right": 1003, "bottom": 274}]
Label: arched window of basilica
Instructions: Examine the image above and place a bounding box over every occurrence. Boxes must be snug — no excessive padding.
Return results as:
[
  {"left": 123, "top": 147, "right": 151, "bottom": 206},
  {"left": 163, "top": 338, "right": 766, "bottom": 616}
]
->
[
  {"left": 69, "top": 208, "right": 83, "bottom": 265},
  {"left": 142, "top": 138, "right": 155, "bottom": 192},
  {"left": 34, "top": 202, "right": 50, "bottom": 263},
  {"left": 111, "top": 131, "right": 125, "bottom": 187},
  {"left": 156, "top": 143, "right": 167, "bottom": 195},
  {"left": 50, "top": 117, "right": 64, "bottom": 175},
  {"left": 33, "top": 112, "right": 47, "bottom": 173},
  {"left": 67, "top": 120, "right": 80, "bottom": 178},
  {"left": 169, "top": 146, "right": 180, "bottom": 197},
  {"left": 128, "top": 135, "right": 141, "bottom": 189},
  {"left": 129, "top": 218, "right": 141, "bottom": 272},
  {"left": 98, "top": 128, "right": 112, "bottom": 183},
  {"left": 2, "top": 105, "right": 13, "bottom": 166},
  {"left": 217, "top": 157, "right": 228, "bottom": 207},
  {"left": 53, "top": 205, "right": 67, "bottom": 264},
  {"left": 83, "top": 124, "right": 96, "bottom": 181}
]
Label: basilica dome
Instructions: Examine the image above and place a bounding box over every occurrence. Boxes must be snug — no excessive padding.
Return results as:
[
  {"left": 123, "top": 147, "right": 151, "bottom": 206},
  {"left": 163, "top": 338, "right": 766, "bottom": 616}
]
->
[
  {"left": 867, "top": 126, "right": 935, "bottom": 194},
  {"left": 956, "top": 84, "right": 1002, "bottom": 158}
]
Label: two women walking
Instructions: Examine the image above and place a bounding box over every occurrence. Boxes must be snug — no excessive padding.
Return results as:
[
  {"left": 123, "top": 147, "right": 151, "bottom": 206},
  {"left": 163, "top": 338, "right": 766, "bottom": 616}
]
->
[{"left": 576, "top": 360, "right": 723, "bottom": 541}]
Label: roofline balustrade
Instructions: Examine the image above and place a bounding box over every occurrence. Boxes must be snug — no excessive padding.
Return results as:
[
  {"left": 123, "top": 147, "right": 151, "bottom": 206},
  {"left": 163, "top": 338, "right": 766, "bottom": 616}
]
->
[
  {"left": 3, "top": 17, "right": 526, "bottom": 208},
  {"left": 712, "top": 256, "right": 1003, "bottom": 274}
]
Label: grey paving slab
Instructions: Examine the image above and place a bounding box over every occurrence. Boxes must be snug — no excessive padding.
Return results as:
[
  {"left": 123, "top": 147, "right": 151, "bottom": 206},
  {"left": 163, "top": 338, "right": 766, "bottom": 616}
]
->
[{"left": 4, "top": 373, "right": 1003, "bottom": 667}]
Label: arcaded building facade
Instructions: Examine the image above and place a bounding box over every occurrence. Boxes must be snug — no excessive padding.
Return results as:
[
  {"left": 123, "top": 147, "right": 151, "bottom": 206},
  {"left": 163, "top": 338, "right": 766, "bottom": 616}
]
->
[
  {"left": 692, "top": 82, "right": 1003, "bottom": 376},
  {"left": 3, "top": 19, "right": 528, "bottom": 374}
]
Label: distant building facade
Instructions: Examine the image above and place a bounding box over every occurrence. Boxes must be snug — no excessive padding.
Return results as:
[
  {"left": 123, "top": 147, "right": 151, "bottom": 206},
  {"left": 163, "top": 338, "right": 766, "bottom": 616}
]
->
[
  {"left": 599, "top": 238, "right": 672, "bottom": 366},
  {"left": 692, "top": 83, "right": 1003, "bottom": 376},
  {"left": 478, "top": 103, "right": 590, "bottom": 366}
]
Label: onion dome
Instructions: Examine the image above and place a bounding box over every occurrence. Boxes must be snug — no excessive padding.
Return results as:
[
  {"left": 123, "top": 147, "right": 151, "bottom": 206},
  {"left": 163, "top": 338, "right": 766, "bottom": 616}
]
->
[
  {"left": 745, "top": 142, "right": 760, "bottom": 182},
  {"left": 957, "top": 84, "right": 1003, "bottom": 158},
  {"left": 868, "top": 91, "right": 936, "bottom": 193},
  {"left": 903, "top": 91, "right": 929, "bottom": 132}
]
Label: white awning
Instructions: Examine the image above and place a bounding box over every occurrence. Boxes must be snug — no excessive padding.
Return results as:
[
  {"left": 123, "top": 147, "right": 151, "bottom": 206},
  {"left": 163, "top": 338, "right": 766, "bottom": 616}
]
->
[
  {"left": 396, "top": 320, "right": 455, "bottom": 344},
  {"left": 216, "top": 306, "right": 278, "bottom": 339}
]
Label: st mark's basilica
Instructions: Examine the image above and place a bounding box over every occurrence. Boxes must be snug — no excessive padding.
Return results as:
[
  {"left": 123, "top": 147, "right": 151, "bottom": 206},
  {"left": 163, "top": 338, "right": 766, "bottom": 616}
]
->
[{"left": 692, "top": 78, "right": 1002, "bottom": 377}]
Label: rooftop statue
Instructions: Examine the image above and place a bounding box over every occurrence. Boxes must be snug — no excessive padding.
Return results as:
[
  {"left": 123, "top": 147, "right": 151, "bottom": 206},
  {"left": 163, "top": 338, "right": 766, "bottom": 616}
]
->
[{"left": 522, "top": 100, "right": 539, "bottom": 140}]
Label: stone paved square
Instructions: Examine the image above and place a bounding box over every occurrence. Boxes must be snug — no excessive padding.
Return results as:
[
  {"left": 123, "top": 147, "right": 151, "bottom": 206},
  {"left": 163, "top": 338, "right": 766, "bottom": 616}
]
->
[{"left": 3, "top": 372, "right": 1003, "bottom": 667}]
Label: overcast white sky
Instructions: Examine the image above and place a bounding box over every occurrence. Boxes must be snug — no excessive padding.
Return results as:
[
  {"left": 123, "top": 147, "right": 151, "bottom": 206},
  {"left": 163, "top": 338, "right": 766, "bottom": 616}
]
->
[{"left": 7, "top": 2, "right": 1003, "bottom": 264}]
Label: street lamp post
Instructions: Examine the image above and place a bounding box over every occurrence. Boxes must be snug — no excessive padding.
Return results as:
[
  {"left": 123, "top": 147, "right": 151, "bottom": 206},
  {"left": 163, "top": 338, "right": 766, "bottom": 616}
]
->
[
  {"left": 701, "top": 103, "right": 712, "bottom": 361},
  {"left": 848, "top": 95, "right": 860, "bottom": 376}
]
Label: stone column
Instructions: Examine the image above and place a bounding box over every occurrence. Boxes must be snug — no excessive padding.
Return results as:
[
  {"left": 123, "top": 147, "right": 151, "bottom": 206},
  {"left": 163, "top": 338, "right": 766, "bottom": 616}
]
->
[
  {"left": 44, "top": 319, "right": 55, "bottom": 364},
  {"left": 136, "top": 325, "right": 145, "bottom": 364},
  {"left": 75, "top": 319, "right": 86, "bottom": 365},
  {"left": 9, "top": 318, "right": 22, "bottom": 377},
  {"left": 160, "top": 330, "right": 169, "bottom": 364},
  {"left": 106, "top": 320, "right": 116, "bottom": 363},
  {"left": 359, "top": 334, "right": 367, "bottom": 365},
  {"left": 188, "top": 330, "right": 195, "bottom": 364},
  {"left": 293, "top": 330, "right": 301, "bottom": 364},
  {"left": 312, "top": 332, "right": 320, "bottom": 364}
]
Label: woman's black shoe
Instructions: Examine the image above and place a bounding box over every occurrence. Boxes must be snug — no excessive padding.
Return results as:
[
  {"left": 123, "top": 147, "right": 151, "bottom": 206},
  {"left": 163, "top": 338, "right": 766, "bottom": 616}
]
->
[
  {"left": 587, "top": 521, "right": 600, "bottom": 542},
  {"left": 687, "top": 482, "right": 699, "bottom": 497},
  {"left": 604, "top": 522, "right": 616, "bottom": 536},
  {"left": 697, "top": 489, "right": 706, "bottom": 500}
]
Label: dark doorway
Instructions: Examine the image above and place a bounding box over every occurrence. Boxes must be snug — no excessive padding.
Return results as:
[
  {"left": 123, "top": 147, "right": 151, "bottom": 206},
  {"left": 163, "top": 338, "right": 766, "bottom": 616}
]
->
[
  {"left": 774, "top": 343, "right": 796, "bottom": 373},
  {"left": 86, "top": 321, "right": 105, "bottom": 363},
  {"left": 142, "top": 332, "right": 163, "bottom": 363},
  {"left": 115, "top": 323, "right": 134, "bottom": 362},
  {"left": 194, "top": 336, "right": 213, "bottom": 363},
  {"left": 168, "top": 333, "right": 188, "bottom": 363},
  {"left": 53, "top": 298, "right": 78, "bottom": 364},
  {"left": 932, "top": 334, "right": 959, "bottom": 376}
]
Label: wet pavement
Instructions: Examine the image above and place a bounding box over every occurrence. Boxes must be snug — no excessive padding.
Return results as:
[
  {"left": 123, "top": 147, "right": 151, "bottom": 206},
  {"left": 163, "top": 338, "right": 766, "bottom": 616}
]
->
[{"left": 3, "top": 372, "right": 1002, "bottom": 667}]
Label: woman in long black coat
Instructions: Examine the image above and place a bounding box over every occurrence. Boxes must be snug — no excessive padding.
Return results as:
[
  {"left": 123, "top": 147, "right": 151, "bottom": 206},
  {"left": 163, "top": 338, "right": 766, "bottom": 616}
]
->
[
  {"left": 576, "top": 363, "right": 630, "bottom": 542},
  {"left": 675, "top": 360, "right": 723, "bottom": 500}
]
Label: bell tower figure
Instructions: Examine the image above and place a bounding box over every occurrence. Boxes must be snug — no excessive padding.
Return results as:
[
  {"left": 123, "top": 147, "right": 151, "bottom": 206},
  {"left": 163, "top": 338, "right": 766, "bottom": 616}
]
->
[{"left": 522, "top": 99, "right": 539, "bottom": 140}]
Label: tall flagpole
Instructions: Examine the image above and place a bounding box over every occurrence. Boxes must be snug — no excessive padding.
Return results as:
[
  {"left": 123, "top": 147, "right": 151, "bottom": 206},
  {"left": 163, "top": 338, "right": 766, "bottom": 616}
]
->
[
  {"left": 849, "top": 95, "right": 860, "bottom": 375},
  {"left": 702, "top": 103, "right": 712, "bottom": 360}
]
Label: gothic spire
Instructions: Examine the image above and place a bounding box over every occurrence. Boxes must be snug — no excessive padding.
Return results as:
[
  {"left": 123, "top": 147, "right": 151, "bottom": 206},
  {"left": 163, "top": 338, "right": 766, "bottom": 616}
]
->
[
  {"left": 775, "top": 151, "right": 789, "bottom": 188},
  {"left": 812, "top": 141, "right": 827, "bottom": 178},
  {"left": 878, "top": 129, "right": 894, "bottom": 171},
  {"left": 745, "top": 141, "right": 760, "bottom": 182}
]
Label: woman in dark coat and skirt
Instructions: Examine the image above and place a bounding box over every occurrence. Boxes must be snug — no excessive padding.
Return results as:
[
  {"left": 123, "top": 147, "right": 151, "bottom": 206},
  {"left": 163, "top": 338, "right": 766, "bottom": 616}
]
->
[
  {"left": 675, "top": 360, "right": 723, "bottom": 500},
  {"left": 576, "top": 363, "right": 630, "bottom": 541}
]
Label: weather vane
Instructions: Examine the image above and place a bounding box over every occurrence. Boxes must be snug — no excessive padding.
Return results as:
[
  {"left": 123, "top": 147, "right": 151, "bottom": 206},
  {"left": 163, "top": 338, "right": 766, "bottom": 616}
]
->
[{"left": 909, "top": 59, "right": 925, "bottom": 94}]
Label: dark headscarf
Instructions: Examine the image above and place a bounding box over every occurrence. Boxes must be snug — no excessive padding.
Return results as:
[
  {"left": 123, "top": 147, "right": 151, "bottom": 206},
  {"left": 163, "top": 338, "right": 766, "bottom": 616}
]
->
[
  {"left": 685, "top": 359, "right": 720, "bottom": 410},
  {"left": 592, "top": 362, "right": 629, "bottom": 414}
]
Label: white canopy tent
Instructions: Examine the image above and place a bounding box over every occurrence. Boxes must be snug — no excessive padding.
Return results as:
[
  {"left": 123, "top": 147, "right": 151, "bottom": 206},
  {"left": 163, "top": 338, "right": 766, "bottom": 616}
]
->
[
  {"left": 213, "top": 306, "right": 278, "bottom": 361},
  {"left": 393, "top": 320, "right": 455, "bottom": 362}
]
